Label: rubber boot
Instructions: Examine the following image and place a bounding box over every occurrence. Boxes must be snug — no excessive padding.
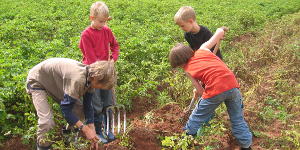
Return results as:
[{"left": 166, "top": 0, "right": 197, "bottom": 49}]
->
[
  {"left": 37, "top": 144, "right": 51, "bottom": 150},
  {"left": 62, "top": 127, "right": 85, "bottom": 149},
  {"left": 103, "top": 109, "right": 116, "bottom": 142},
  {"left": 95, "top": 115, "right": 109, "bottom": 144}
]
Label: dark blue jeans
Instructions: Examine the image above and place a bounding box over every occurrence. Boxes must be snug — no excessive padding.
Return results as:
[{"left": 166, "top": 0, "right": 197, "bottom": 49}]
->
[
  {"left": 183, "top": 88, "right": 252, "bottom": 148},
  {"left": 92, "top": 88, "right": 113, "bottom": 129}
]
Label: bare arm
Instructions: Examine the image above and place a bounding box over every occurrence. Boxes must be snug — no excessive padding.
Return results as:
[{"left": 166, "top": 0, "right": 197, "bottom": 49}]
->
[
  {"left": 185, "top": 71, "right": 204, "bottom": 100},
  {"left": 200, "top": 27, "right": 226, "bottom": 51}
]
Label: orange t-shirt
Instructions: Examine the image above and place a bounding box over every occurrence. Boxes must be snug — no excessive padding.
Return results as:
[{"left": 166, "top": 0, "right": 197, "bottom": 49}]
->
[{"left": 184, "top": 49, "right": 240, "bottom": 99}]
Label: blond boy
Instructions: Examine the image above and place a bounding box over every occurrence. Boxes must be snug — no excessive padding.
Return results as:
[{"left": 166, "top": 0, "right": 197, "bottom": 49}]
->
[
  {"left": 79, "top": 1, "right": 119, "bottom": 144},
  {"left": 174, "top": 6, "right": 222, "bottom": 60}
]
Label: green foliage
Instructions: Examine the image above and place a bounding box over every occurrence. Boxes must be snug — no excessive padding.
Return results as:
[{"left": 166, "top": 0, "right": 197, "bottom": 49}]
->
[
  {"left": 163, "top": 69, "right": 194, "bottom": 109},
  {"left": 119, "top": 123, "right": 134, "bottom": 149},
  {"left": 1, "top": 0, "right": 300, "bottom": 148},
  {"left": 161, "top": 132, "right": 193, "bottom": 150},
  {"left": 227, "top": 11, "right": 300, "bottom": 149}
]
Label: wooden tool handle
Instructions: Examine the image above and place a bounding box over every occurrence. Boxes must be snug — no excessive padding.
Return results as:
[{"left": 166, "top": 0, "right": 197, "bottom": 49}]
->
[
  {"left": 188, "top": 98, "right": 196, "bottom": 111},
  {"left": 111, "top": 87, "right": 117, "bottom": 106}
]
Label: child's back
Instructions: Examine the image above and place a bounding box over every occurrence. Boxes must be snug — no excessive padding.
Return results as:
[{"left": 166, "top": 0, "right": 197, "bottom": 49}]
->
[{"left": 184, "top": 48, "right": 238, "bottom": 98}]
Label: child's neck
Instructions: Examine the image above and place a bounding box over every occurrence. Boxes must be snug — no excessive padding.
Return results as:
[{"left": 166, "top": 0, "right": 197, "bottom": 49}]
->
[
  {"left": 191, "top": 22, "right": 200, "bottom": 34},
  {"left": 90, "top": 23, "right": 96, "bottom": 29}
]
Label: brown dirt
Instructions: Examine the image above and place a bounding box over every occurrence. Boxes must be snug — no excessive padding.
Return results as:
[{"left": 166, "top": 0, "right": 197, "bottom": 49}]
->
[{"left": 2, "top": 91, "right": 299, "bottom": 150}]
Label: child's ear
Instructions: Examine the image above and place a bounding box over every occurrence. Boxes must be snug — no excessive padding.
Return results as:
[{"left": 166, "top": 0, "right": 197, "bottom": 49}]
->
[
  {"left": 90, "top": 16, "right": 94, "bottom": 21},
  {"left": 188, "top": 19, "right": 194, "bottom": 24}
]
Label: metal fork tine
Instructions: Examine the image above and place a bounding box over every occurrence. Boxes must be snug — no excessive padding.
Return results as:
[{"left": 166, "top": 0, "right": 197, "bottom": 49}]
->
[
  {"left": 112, "top": 108, "right": 115, "bottom": 134},
  {"left": 106, "top": 108, "right": 109, "bottom": 135},
  {"left": 106, "top": 107, "right": 115, "bottom": 135},
  {"left": 117, "top": 107, "right": 120, "bottom": 133},
  {"left": 106, "top": 104, "right": 126, "bottom": 134},
  {"left": 123, "top": 105, "right": 126, "bottom": 133}
]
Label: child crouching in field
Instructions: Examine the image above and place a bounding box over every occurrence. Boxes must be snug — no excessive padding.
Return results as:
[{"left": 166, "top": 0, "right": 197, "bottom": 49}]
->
[{"left": 169, "top": 27, "right": 252, "bottom": 150}]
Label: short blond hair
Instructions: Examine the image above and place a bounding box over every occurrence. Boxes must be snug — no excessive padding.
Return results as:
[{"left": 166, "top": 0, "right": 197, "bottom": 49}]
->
[
  {"left": 88, "top": 61, "right": 117, "bottom": 90},
  {"left": 169, "top": 43, "right": 194, "bottom": 68},
  {"left": 90, "top": 1, "right": 109, "bottom": 18},
  {"left": 174, "top": 6, "right": 196, "bottom": 23}
]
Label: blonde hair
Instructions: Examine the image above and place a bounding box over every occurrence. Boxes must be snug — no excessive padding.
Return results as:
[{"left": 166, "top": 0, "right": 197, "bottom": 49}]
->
[
  {"left": 88, "top": 61, "right": 117, "bottom": 90},
  {"left": 174, "top": 6, "right": 196, "bottom": 23},
  {"left": 169, "top": 43, "right": 194, "bottom": 68},
  {"left": 90, "top": 1, "right": 109, "bottom": 18}
]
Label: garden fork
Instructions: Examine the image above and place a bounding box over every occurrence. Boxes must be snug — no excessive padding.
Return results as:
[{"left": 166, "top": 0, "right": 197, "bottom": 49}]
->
[
  {"left": 106, "top": 87, "right": 126, "bottom": 135},
  {"left": 105, "top": 15, "right": 126, "bottom": 135}
]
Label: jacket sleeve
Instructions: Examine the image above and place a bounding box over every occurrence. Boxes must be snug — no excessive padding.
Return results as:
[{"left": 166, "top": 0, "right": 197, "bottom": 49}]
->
[
  {"left": 60, "top": 93, "right": 79, "bottom": 126},
  {"left": 82, "top": 91, "right": 94, "bottom": 124}
]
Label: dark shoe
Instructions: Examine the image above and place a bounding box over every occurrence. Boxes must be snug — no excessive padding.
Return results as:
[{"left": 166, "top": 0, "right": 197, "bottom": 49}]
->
[
  {"left": 103, "top": 109, "right": 116, "bottom": 142},
  {"left": 97, "top": 132, "right": 109, "bottom": 144},
  {"left": 241, "top": 146, "right": 251, "bottom": 150},
  {"left": 62, "top": 127, "right": 85, "bottom": 148},
  {"left": 184, "top": 129, "right": 196, "bottom": 138},
  {"left": 62, "top": 127, "right": 72, "bottom": 146},
  {"left": 37, "top": 143, "right": 51, "bottom": 150},
  {"left": 104, "top": 130, "right": 116, "bottom": 142}
]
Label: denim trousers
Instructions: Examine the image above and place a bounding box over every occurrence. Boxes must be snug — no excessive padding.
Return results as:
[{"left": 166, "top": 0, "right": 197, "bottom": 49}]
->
[
  {"left": 183, "top": 88, "right": 252, "bottom": 148},
  {"left": 92, "top": 88, "right": 113, "bottom": 128}
]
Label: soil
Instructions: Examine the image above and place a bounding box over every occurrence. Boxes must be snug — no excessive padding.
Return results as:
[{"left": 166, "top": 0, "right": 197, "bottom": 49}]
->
[
  {"left": 2, "top": 92, "right": 293, "bottom": 150},
  {"left": 2, "top": 68, "right": 298, "bottom": 149}
]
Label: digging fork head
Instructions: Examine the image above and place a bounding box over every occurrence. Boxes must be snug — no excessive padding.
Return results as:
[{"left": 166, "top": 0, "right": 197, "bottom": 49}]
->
[{"left": 106, "top": 104, "right": 126, "bottom": 135}]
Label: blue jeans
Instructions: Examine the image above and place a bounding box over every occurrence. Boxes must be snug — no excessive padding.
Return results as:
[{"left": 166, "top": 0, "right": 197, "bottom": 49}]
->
[
  {"left": 183, "top": 88, "right": 252, "bottom": 148},
  {"left": 92, "top": 88, "right": 113, "bottom": 129}
]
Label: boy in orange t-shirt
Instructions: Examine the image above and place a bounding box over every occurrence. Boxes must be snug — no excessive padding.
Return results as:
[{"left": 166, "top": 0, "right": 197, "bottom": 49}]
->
[{"left": 169, "top": 27, "right": 252, "bottom": 150}]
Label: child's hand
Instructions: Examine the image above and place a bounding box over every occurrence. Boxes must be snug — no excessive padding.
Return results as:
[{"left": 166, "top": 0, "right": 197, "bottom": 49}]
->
[
  {"left": 220, "top": 26, "right": 228, "bottom": 40},
  {"left": 110, "top": 59, "right": 115, "bottom": 67},
  {"left": 193, "top": 88, "right": 201, "bottom": 100},
  {"left": 216, "top": 28, "right": 225, "bottom": 41}
]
